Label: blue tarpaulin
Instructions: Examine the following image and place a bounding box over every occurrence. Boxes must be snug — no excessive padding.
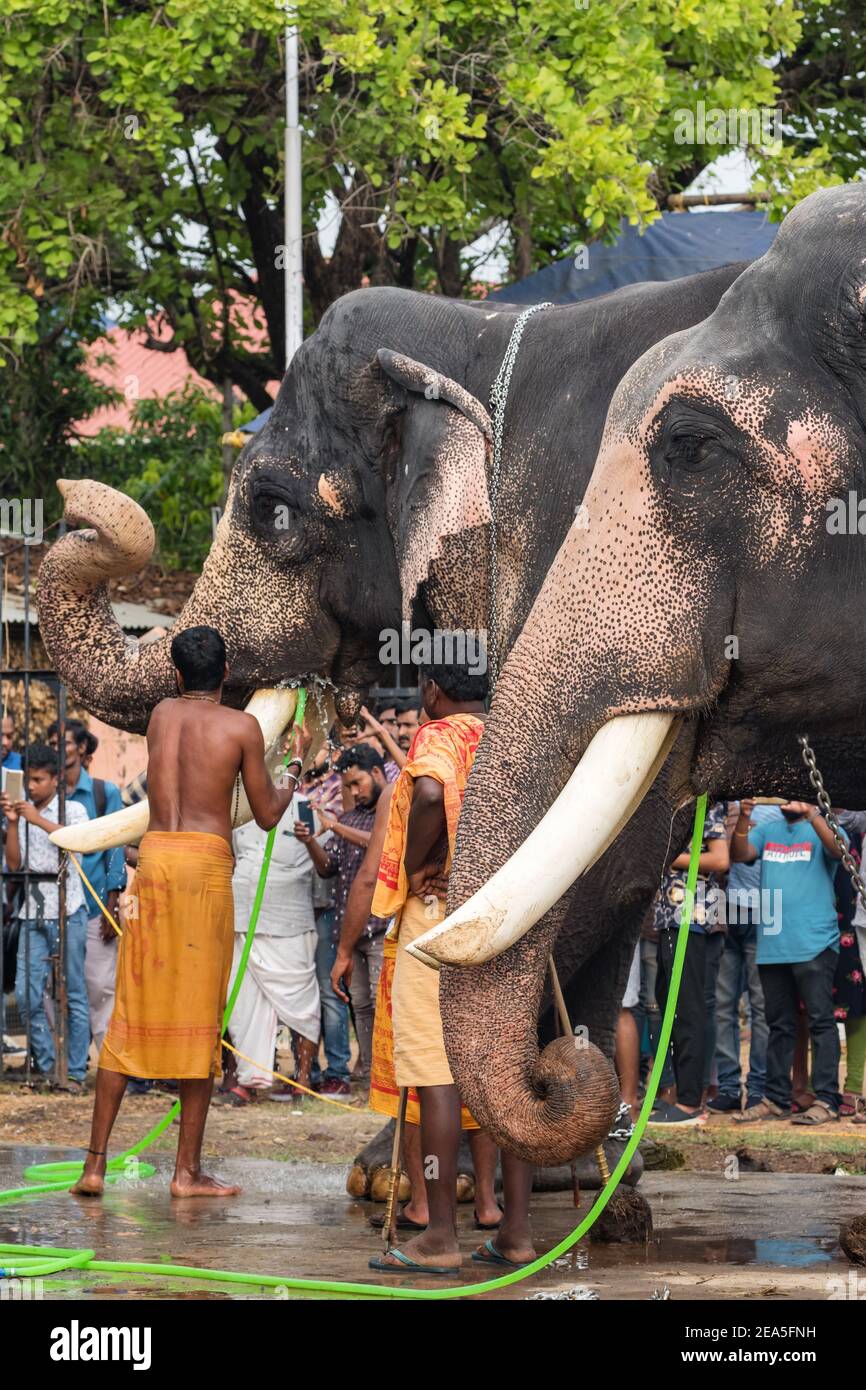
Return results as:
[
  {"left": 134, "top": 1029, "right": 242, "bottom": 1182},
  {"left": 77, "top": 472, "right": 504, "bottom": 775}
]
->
[
  {"left": 487, "top": 209, "right": 778, "bottom": 306},
  {"left": 242, "top": 211, "right": 777, "bottom": 433}
]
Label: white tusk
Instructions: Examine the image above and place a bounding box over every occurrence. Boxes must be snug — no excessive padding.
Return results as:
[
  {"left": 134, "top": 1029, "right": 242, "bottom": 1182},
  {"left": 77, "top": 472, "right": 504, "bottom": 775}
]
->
[
  {"left": 406, "top": 711, "right": 680, "bottom": 969},
  {"left": 49, "top": 687, "right": 312, "bottom": 853}
]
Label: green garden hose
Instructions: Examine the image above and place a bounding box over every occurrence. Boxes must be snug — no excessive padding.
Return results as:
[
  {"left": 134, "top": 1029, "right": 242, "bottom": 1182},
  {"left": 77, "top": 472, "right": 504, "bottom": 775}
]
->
[{"left": 0, "top": 750, "right": 707, "bottom": 1298}]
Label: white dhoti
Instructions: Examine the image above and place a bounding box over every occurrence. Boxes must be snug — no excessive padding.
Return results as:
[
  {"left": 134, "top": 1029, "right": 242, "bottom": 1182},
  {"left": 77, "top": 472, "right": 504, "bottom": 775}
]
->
[
  {"left": 227, "top": 931, "right": 320, "bottom": 1090},
  {"left": 622, "top": 941, "right": 641, "bottom": 1010},
  {"left": 85, "top": 915, "right": 118, "bottom": 1051}
]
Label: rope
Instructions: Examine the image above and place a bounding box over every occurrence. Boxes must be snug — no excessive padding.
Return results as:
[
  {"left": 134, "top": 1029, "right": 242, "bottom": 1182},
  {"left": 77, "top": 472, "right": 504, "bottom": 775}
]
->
[{"left": 220, "top": 1041, "right": 358, "bottom": 1113}]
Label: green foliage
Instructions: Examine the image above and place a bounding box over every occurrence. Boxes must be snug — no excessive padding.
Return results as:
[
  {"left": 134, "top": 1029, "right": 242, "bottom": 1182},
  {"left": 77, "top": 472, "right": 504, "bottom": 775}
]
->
[
  {"left": 78, "top": 388, "right": 254, "bottom": 571},
  {"left": 0, "top": 0, "right": 855, "bottom": 394}
]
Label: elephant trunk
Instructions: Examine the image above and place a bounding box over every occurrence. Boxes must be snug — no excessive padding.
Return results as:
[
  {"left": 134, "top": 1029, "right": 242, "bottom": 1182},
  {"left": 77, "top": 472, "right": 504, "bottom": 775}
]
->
[
  {"left": 441, "top": 911, "right": 620, "bottom": 1166},
  {"left": 38, "top": 480, "right": 181, "bottom": 731}
]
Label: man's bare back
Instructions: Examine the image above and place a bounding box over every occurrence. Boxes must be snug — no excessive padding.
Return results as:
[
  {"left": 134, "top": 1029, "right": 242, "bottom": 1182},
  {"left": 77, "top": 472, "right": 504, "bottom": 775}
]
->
[{"left": 146, "top": 697, "right": 291, "bottom": 843}]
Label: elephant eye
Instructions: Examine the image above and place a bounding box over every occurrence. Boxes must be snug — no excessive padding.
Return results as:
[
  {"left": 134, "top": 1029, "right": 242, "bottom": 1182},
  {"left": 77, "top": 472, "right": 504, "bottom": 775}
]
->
[{"left": 665, "top": 432, "right": 718, "bottom": 472}]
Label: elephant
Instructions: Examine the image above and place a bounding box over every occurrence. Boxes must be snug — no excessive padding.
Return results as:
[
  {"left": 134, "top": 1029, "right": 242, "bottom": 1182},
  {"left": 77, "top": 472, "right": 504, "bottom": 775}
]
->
[
  {"left": 408, "top": 182, "right": 866, "bottom": 1172},
  {"left": 38, "top": 243, "right": 756, "bottom": 1172}
]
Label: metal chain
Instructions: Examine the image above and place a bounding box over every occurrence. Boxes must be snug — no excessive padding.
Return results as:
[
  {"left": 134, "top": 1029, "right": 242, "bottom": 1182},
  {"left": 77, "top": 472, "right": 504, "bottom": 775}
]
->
[
  {"left": 487, "top": 301, "right": 552, "bottom": 690},
  {"left": 798, "top": 734, "right": 866, "bottom": 910}
]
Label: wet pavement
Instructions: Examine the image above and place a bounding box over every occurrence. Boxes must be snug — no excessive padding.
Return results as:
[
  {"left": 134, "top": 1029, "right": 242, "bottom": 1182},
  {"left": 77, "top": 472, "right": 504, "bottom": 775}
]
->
[{"left": 1, "top": 1146, "right": 863, "bottom": 1299}]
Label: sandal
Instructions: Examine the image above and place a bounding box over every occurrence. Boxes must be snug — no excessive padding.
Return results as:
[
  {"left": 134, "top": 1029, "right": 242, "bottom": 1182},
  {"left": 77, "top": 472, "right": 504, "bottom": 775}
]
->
[
  {"left": 850, "top": 1097, "right": 866, "bottom": 1124},
  {"left": 213, "top": 1085, "right": 255, "bottom": 1107},
  {"left": 368, "top": 1249, "right": 461, "bottom": 1277},
  {"left": 368, "top": 1207, "right": 427, "bottom": 1232},
  {"left": 471, "top": 1237, "right": 532, "bottom": 1269},
  {"left": 473, "top": 1206, "right": 503, "bottom": 1231},
  {"left": 790, "top": 1092, "right": 816, "bottom": 1114},
  {"left": 791, "top": 1100, "right": 839, "bottom": 1126}
]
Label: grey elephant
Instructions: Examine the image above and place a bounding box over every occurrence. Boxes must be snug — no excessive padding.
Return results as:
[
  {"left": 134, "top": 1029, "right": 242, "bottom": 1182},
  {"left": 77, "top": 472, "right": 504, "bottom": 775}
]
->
[{"left": 408, "top": 183, "right": 866, "bottom": 1176}]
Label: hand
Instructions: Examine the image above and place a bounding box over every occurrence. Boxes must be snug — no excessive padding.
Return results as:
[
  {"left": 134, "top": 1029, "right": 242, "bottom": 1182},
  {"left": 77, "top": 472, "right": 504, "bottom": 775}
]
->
[
  {"left": 736, "top": 798, "right": 755, "bottom": 829},
  {"left": 293, "top": 818, "right": 313, "bottom": 843},
  {"left": 0, "top": 793, "right": 17, "bottom": 822},
  {"left": 408, "top": 863, "right": 448, "bottom": 899},
  {"left": 331, "top": 949, "right": 353, "bottom": 1002},
  {"left": 782, "top": 801, "right": 815, "bottom": 818},
  {"left": 283, "top": 720, "right": 313, "bottom": 766},
  {"left": 360, "top": 705, "right": 382, "bottom": 734},
  {"left": 14, "top": 800, "right": 38, "bottom": 824},
  {"left": 316, "top": 811, "right": 337, "bottom": 835},
  {"left": 102, "top": 891, "right": 120, "bottom": 942}
]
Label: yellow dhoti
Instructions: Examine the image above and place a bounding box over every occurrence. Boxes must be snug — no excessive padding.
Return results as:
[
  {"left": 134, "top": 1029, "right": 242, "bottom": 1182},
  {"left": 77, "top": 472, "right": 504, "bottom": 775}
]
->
[
  {"left": 368, "top": 899, "right": 478, "bottom": 1130},
  {"left": 100, "top": 831, "right": 234, "bottom": 1080}
]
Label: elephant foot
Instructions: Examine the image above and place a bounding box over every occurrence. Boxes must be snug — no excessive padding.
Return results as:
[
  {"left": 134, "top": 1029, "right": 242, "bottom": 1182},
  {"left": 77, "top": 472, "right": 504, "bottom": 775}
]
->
[
  {"left": 588, "top": 1188, "right": 653, "bottom": 1245},
  {"left": 840, "top": 1213, "right": 866, "bottom": 1265}
]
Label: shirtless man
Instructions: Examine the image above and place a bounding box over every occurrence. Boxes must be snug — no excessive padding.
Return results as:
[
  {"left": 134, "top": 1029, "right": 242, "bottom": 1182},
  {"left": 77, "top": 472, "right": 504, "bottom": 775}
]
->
[{"left": 72, "top": 625, "right": 302, "bottom": 1198}]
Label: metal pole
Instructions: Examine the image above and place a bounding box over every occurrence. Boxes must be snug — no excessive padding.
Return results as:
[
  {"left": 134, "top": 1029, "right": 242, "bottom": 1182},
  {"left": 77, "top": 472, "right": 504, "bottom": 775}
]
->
[
  {"left": 283, "top": 8, "right": 303, "bottom": 369},
  {"left": 22, "top": 542, "right": 31, "bottom": 1081},
  {"left": 54, "top": 680, "right": 68, "bottom": 1087}
]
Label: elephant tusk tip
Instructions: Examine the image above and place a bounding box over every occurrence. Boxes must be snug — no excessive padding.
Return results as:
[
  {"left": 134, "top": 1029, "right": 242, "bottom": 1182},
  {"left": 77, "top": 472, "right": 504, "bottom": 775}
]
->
[{"left": 403, "top": 940, "right": 442, "bottom": 970}]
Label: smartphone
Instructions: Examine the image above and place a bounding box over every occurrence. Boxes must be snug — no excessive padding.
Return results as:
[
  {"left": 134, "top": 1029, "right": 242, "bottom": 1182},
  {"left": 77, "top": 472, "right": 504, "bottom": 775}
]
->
[
  {"left": 296, "top": 798, "right": 315, "bottom": 834},
  {"left": 2, "top": 768, "right": 24, "bottom": 803}
]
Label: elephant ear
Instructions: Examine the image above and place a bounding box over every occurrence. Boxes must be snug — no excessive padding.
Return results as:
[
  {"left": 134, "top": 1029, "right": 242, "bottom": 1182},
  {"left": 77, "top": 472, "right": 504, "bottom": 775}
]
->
[{"left": 375, "top": 348, "right": 493, "bottom": 623}]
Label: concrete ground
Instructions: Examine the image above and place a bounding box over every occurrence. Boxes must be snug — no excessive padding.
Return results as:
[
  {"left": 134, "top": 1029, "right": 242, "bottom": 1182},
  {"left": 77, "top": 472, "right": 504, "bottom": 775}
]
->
[{"left": 1, "top": 1146, "right": 863, "bottom": 1300}]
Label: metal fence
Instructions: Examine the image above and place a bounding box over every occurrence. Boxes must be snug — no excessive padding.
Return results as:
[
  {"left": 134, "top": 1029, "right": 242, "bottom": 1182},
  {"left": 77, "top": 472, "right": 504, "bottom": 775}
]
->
[{"left": 1, "top": 530, "right": 71, "bottom": 1085}]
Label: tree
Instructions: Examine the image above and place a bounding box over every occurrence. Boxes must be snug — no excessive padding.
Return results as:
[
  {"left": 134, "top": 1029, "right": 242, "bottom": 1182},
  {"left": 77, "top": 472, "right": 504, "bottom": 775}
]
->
[{"left": 0, "top": 0, "right": 856, "bottom": 404}]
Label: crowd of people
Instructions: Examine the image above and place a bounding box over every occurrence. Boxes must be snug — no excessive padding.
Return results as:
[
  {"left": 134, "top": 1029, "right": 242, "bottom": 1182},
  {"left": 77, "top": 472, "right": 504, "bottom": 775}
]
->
[
  {"left": 618, "top": 798, "right": 866, "bottom": 1129},
  {"left": 0, "top": 699, "right": 424, "bottom": 1102}
]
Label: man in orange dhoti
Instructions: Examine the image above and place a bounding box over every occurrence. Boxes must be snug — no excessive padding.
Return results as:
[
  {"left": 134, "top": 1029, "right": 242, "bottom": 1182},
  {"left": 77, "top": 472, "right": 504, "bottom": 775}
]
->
[
  {"left": 72, "top": 627, "right": 301, "bottom": 1198},
  {"left": 360, "top": 658, "right": 533, "bottom": 1276}
]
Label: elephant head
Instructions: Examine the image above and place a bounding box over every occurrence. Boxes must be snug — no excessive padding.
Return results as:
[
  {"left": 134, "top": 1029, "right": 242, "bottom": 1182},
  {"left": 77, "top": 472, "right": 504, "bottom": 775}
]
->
[
  {"left": 412, "top": 182, "right": 866, "bottom": 1165},
  {"left": 38, "top": 292, "right": 493, "bottom": 740}
]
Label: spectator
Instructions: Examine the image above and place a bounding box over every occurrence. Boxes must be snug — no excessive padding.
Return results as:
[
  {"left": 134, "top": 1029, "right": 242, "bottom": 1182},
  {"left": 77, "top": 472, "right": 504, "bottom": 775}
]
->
[
  {"left": 221, "top": 793, "right": 320, "bottom": 1106},
  {"left": 732, "top": 799, "right": 845, "bottom": 1126},
  {"left": 708, "top": 799, "right": 776, "bottom": 1113},
  {"left": 394, "top": 698, "right": 421, "bottom": 754},
  {"left": 835, "top": 812, "right": 866, "bottom": 1122},
  {"left": 359, "top": 704, "right": 404, "bottom": 775},
  {"left": 374, "top": 701, "right": 399, "bottom": 739},
  {"left": 48, "top": 721, "right": 126, "bottom": 1052},
  {"left": 297, "top": 745, "right": 389, "bottom": 1087},
  {"left": 0, "top": 743, "right": 90, "bottom": 1090},
  {"left": 2, "top": 712, "right": 21, "bottom": 771},
  {"left": 651, "top": 800, "right": 729, "bottom": 1126},
  {"left": 615, "top": 944, "right": 641, "bottom": 1122},
  {"left": 305, "top": 754, "right": 352, "bottom": 1094}
]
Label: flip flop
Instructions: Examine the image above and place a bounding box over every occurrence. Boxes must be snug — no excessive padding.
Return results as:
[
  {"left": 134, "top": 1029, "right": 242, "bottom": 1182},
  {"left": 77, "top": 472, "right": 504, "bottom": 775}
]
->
[
  {"left": 368, "top": 1249, "right": 461, "bottom": 1277},
  {"left": 473, "top": 1207, "right": 503, "bottom": 1231},
  {"left": 368, "top": 1207, "right": 427, "bottom": 1232},
  {"left": 471, "top": 1237, "right": 531, "bottom": 1269}
]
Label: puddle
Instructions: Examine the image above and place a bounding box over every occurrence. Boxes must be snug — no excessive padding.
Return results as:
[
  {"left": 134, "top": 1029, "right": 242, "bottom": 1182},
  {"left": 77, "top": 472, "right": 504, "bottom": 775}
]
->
[{"left": 1, "top": 1147, "right": 862, "bottom": 1299}]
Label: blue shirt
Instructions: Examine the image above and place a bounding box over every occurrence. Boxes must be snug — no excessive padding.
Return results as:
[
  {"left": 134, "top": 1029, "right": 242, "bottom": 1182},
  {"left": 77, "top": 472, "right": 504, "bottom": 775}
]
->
[
  {"left": 67, "top": 769, "right": 126, "bottom": 916},
  {"left": 749, "top": 815, "right": 846, "bottom": 965},
  {"left": 727, "top": 804, "right": 783, "bottom": 911},
  {"left": 2, "top": 749, "right": 21, "bottom": 770}
]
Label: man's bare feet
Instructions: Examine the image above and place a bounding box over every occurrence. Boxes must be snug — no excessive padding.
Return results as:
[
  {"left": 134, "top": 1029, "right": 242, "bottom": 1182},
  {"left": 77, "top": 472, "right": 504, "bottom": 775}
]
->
[
  {"left": 170, "top": 1170, "right": 242, "bottom": 1198},
  {"left": 70, "top": 1154, "right": 107, "bottom": 1196},
  {"left": 70, "top": 1171, "right": 105, "bottom": 1197}
]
